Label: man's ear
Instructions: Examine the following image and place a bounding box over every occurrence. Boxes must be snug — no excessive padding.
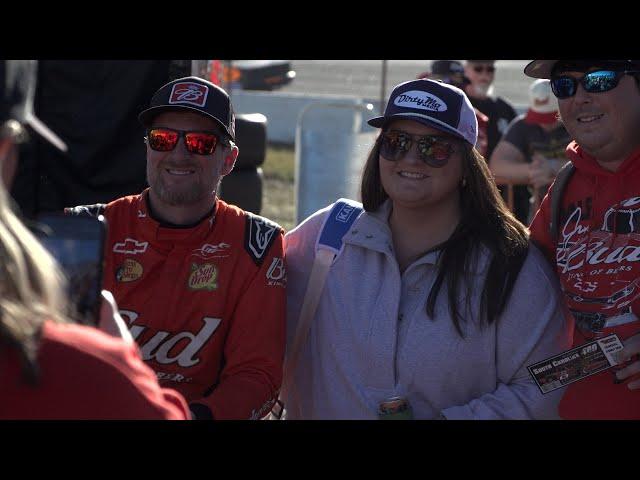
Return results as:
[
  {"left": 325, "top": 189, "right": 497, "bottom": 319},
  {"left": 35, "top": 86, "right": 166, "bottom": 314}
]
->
[{"left": 221, "top": 142, "right": 239, "bottom": 176}]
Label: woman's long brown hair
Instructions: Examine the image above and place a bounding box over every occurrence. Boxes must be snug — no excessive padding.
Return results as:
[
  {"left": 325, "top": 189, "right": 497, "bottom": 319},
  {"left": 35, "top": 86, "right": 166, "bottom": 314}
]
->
[{"left": 361, "top": 133, "right": 529, "bottom": 336}]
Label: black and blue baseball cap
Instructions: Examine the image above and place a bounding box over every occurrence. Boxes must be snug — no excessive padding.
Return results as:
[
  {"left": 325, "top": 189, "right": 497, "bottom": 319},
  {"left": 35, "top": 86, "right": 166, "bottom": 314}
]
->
[
  {"left": 368, "top": 78, "right": 478, "bottom": 146},
  {"left": 138, "top": 76, "right": 235, "bottom": 142}
]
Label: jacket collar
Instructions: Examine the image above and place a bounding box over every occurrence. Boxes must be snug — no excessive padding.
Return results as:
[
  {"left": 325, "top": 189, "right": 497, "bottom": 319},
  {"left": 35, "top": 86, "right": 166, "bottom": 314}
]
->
[
  {"left": 343, "top": 200, "right": 441, "bottom": 266},
  {"left": 136, "top": 189, "right": 218, "bottom": 246}
]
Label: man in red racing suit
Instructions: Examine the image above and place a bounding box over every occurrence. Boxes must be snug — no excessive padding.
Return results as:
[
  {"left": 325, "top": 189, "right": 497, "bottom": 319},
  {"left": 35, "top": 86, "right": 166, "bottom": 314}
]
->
[
  {"left": 67, "top": 76, "right": 285, "bottom": 420},
  {"left": 526, "top": 59, "right": 640, "bottom": 419}
]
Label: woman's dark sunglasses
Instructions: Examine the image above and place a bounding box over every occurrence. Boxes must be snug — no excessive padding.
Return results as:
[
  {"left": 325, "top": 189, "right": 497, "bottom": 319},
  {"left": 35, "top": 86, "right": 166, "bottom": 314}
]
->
[
  {"left": 379, "top": 130, "right": 460, "bottom": 168},
  {"left": 473, "top": 65, "right": 495, "bottom": 74},
  {"left": 550, "top": 70, "right": 640, "bottom": 99},
  {"left": 146, "top": 127, "right": 226, "bottom": 155}
]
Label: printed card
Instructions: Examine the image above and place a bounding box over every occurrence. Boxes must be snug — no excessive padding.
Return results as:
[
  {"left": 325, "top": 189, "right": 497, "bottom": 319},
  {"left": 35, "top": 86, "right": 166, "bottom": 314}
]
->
[{"left": 528, "top": 334, "right": 624, "bottom": 394}]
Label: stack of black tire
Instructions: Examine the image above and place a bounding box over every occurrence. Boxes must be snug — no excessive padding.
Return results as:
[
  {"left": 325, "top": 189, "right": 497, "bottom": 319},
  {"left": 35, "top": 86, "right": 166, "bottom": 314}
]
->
[{"left": 220, "top": 113, "right": 266, "bottom": 214}]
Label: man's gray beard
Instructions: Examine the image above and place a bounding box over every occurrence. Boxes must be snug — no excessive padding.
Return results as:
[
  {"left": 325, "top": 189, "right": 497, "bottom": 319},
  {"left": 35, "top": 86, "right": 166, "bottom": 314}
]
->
[
  {"left": 148, "top": 173, "right": 217, "bottom": 206},
  {"left": 156, "top": 185, "right": 209, "bottom": 206}
]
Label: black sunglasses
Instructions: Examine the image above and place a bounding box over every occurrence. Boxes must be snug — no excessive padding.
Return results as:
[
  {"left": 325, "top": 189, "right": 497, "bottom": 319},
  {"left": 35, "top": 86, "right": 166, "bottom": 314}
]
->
[
  {"left": 550, "top": 70, "right": 640, "bottom": 99},
  {"left": 145, "top": 127, "right": 227, "bottom": 155},
  {"left": 379, "top": 130, "right": 460, "bottom": 168},
  {"left": 472, "top": 65, "right": 495, "bottom": 74}
]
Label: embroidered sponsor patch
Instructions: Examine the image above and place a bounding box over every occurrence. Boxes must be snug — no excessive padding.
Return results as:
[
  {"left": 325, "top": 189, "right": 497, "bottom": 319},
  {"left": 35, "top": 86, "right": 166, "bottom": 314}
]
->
[
  {"left": 169, "top": 82, "right": 209, "bottom": 108},
  {"left": 394, "top": 90, "right": 447, "bottom": 112},
  {"left": 113, "top": 238, "right": 149, "bottom": 255},
  {"left": 191, "top": 242, "right": 231, "bottom": 260},
  {"left": 335, "top": 204, "right": 357, "bottom": 223},
  {"left": 116, "top": 259, "right": 144, "bottom": 283},
  {"left": 244, "top": 213, "right": 280, "bottom": 266},
  {"left": 603, "top": 196, "right": 640, "bottom": 233},
  {"left": 130, "top": 316, "right": 222, "bottom": 367},
  {"left": 528, "top": 334, "right": 624, "bottom": 394},
  {"left": 187, "top": 263, "right": 218, "bottom": 291},
  {"left": 156, "top": 372, "right": 191, "bottom": 383},
  {"left": 266, "top": 257, "right": 286, "bottom": 287}
]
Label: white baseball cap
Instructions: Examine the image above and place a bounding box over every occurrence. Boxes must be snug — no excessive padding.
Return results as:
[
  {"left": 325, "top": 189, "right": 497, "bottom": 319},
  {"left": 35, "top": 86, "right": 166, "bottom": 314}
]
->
[{"left": 523, "top": 79, "right": 559, "bottom": 125}]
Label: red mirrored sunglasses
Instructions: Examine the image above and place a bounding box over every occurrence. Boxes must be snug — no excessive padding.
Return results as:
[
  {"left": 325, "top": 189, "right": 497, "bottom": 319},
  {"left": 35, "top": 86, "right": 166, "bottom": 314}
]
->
[{"left": 146, "top": 127, "right": 227, "bottom": 155}]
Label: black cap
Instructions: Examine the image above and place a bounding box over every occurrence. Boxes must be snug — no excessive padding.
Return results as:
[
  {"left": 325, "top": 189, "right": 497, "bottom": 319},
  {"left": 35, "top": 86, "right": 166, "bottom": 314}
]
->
[
  {"left": 431, "top": 60, "right": 465, "bottom": 76},
  {"left": 0, "top": 60, "right": 67, "bottom": 152},
  {"left": 525, "top": 59, "right": 640, "bottom": 79},
  {"left": 429, "top": 60, "right": 468, "bottom": 89},
  {"left": 138, "top": 76, "right": 235, "bottom": 142}
]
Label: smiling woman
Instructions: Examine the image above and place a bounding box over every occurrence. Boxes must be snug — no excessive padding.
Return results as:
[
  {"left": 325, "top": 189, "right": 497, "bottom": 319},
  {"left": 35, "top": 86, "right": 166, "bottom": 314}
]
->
[
  {"left": 282, "top": 78, "right": 570, "bottom": 420},
  {"left": 377, "top": 121, "right": 464, "bottom": 223}
]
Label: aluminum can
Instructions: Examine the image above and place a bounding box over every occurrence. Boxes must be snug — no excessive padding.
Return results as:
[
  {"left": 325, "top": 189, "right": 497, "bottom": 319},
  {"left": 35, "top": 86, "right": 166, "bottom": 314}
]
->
[{"left": 378, "top": 396, "right": 413, "bottom": 420}]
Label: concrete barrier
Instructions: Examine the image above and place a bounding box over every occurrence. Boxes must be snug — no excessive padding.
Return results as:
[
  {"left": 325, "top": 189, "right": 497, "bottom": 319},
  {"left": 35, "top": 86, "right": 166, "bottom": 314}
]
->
[
  {"left": 232, "top": 89, "right": 527, "bottom": 146},
  {"left": 231, "top": 90, "right": 383, "bottom": 145}
]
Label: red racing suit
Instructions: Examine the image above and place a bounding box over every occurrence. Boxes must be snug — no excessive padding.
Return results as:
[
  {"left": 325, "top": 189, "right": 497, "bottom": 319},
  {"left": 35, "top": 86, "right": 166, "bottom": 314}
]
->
[
  {"left": 68, "top": 190, "right": 286, "bottom": 420},
  {"left": 530, "top": 141, "right": 640, "bottom": 419}
]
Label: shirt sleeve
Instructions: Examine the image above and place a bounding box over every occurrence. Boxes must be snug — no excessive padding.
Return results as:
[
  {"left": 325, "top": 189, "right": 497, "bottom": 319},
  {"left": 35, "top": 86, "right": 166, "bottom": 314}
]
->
[
  {"left": 113, "top": 341, "right": 192, "bottom": 420},
  {"left": 194, "top": 232, "right": 287, "bottom": 420},
  {"left": 279, "top": 206, "right": 331, "bottom": 417},
  {"left": 43, "top": 322, "right": 191, "bottom": 420},
  {"left": 283, "top": 208, "right": 328, "bottom": 347},
  {"left": 441, "top": 244, "right": 572, "bottom": 419},
  {"left": 500, "top": 98, "right": 518, "bottom": 122},
  {"left": 501, "top": 118, "right": 528, "bottom": 156}
]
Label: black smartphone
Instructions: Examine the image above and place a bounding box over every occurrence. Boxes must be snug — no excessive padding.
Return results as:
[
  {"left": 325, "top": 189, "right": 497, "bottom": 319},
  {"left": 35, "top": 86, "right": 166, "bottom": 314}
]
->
[{"left": 31, "top": 214, "right": 107, "bottom": 326}]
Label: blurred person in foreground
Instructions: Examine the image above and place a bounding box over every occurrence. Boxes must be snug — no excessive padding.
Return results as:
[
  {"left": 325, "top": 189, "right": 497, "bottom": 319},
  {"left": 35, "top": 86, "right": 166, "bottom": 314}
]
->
[
  {"left": 283, "top": 78, "right": 570, "bottom": 419},
  {"left": 67, "top": 76, "right": 286, "bottom": 420},
  {"left": 490, "top": 79, "right": 571, "bottom": 223},
  {"left": 0, "top": 60, "right": 189, "bottom": 420},
  {"left": 526, "top": 59, "right": 640, "bottom": 419},
  {"left": 418, "top": 60, "right": 489, "bottom": 157}
]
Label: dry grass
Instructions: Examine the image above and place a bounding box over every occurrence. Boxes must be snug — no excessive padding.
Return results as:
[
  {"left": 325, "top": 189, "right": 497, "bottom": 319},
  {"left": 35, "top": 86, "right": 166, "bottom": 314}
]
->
[{"left": 262, "top": 144, "right": 295, "bottom": 231}]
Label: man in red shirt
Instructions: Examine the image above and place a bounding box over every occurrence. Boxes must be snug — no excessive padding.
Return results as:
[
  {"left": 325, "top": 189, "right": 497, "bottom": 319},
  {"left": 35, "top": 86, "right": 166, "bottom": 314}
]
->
[
  {"left": 525, "top": 59, "right": 640, "bottom": 418},
  {"left": 67, "top": 76, "right": 286, "bottom": 420}
]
